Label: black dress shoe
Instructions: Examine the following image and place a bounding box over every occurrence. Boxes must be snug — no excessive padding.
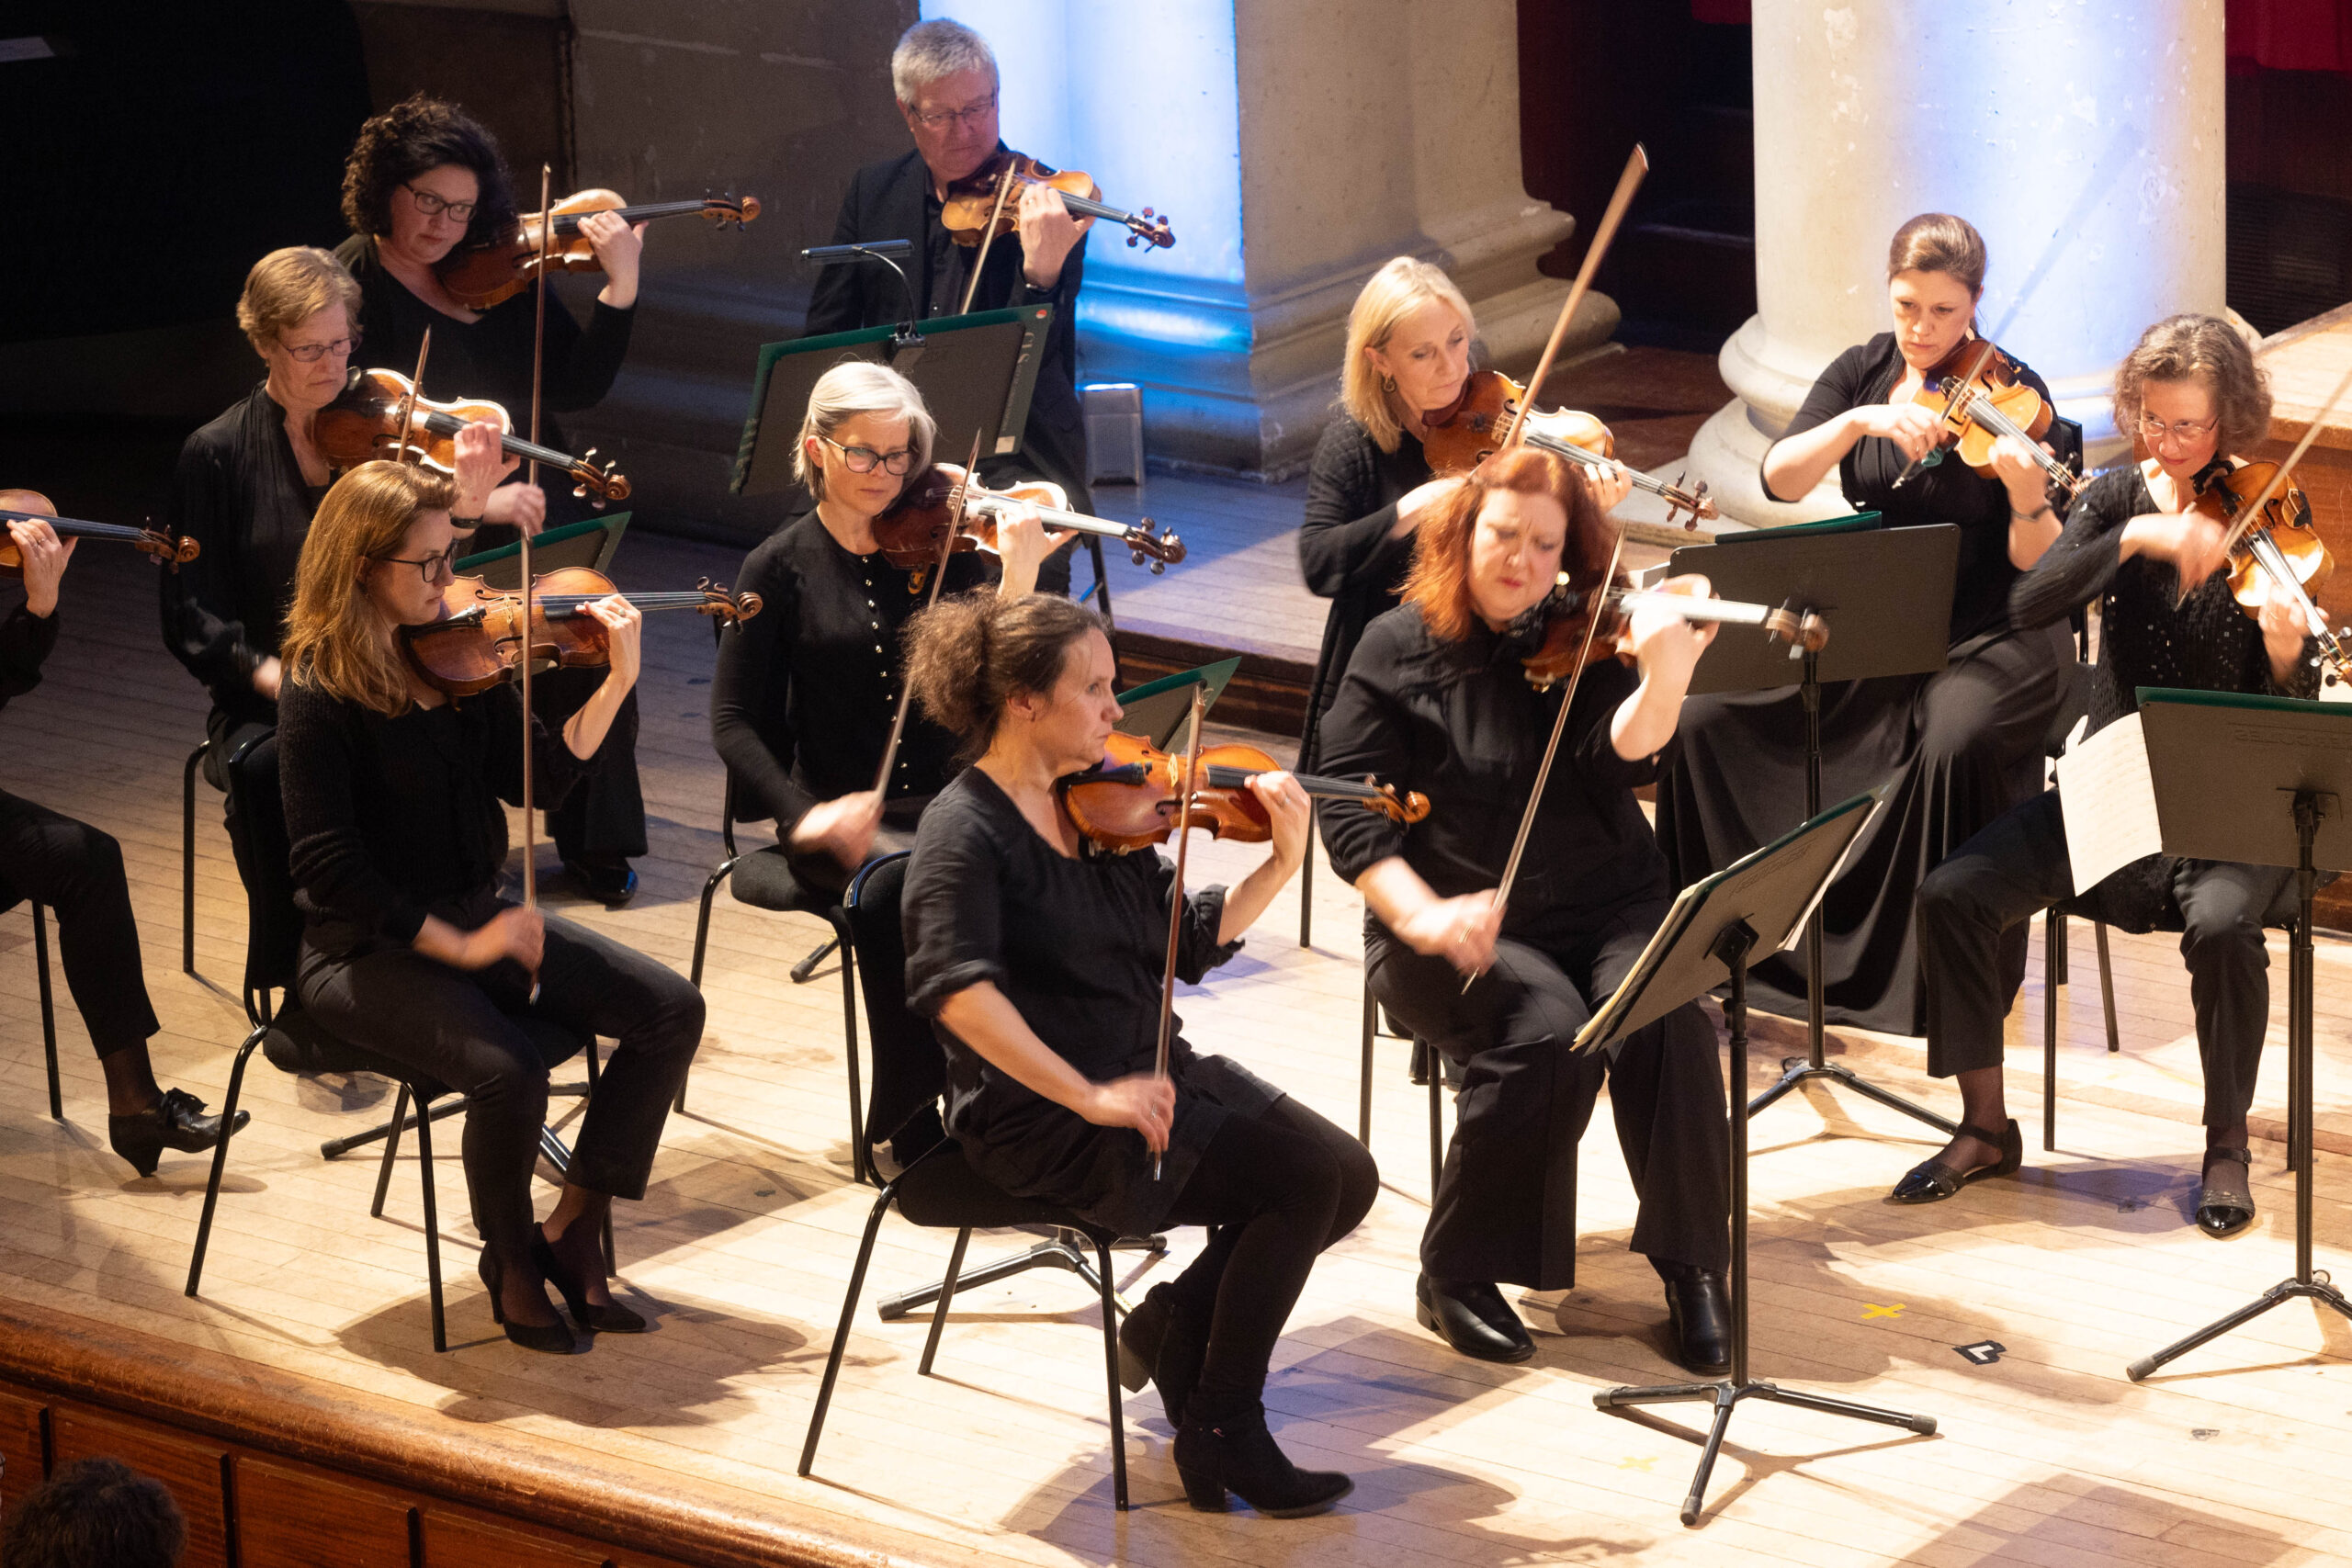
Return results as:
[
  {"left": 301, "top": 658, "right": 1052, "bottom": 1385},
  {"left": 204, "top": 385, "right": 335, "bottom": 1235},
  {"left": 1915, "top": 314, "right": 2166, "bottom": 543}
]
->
[
  {"left": 564, "top": 858, "right": 639, "bottom": 907},
  {"left": 1663, "top": 1271, "right": 1731, "bottom": 1375},
  {"left": 1889, "top": 1119, "right": 2023, "bottom": 1204},
  {"left": 478, "top": 1251, "right": 578, "bottom": 1354},
  {"left": 534, "top": 1225, "right": 648, "bottom": 1333},
  {"left": 1174, "top": 1407, "right": 1352, "bottom": 1517},
  {"left": 107, "top": 1088, "right": 251, "bottom": 1179},
  {"left": 2194, "top": 1145, "right": 2256, "bottom": 1238},
  {"left": 1415, "top": 1273, "right": 1534, "bottom": 1363}
]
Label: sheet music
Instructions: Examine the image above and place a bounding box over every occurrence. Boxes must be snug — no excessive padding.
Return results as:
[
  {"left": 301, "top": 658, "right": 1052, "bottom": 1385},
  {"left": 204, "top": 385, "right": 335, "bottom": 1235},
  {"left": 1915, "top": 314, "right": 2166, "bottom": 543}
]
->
[{"left": 2053, "top": 711, "right": 2163, "bottom": 895}]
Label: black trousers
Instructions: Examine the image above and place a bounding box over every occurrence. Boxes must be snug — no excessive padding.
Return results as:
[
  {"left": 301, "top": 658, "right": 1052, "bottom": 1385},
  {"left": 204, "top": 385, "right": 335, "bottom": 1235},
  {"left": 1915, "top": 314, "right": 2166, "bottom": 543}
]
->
[
  {"left": 0, "top": 790, "right": 159, "bottom": 1057},
  {"left": 1370, "top": 902, "right": 1731, "bottom": 1292},
  {"left": 1918, "top": 787, "right": 2289, "bottom": 1127},
  {"left": 1159, "top": 1094, "right": 1377, "bottom": 1424},
  {"left": 534, "top": 669, "right": 648, "bottom": 864},
  {"left": 297, "top": 893, "right": 703, "bottom": 1264}
]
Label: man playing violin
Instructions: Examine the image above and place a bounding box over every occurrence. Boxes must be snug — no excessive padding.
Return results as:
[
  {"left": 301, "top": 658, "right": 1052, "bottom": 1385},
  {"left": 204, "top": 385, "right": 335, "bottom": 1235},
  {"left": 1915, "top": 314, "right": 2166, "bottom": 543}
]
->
[
  {"left": 804, "top": 17, "right": 1092, "bottom": 594},
  {"left": 1901, "top": 314, "right": 2319, "bottom": 1235}
]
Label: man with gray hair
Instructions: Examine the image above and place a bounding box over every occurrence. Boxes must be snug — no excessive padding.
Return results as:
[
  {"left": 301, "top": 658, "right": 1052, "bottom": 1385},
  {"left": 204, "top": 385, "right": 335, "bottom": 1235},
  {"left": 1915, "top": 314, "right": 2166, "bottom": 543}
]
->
[{"left": 805, "top": 17, "right": 1093, "bottom": 594}]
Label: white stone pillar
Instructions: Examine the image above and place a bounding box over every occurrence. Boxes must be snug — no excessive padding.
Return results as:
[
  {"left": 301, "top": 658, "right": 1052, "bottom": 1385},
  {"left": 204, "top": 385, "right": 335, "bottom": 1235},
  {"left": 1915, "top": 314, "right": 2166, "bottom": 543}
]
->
[{"left": 1684, "top": 0, "right": 2226, "bottom": 526}]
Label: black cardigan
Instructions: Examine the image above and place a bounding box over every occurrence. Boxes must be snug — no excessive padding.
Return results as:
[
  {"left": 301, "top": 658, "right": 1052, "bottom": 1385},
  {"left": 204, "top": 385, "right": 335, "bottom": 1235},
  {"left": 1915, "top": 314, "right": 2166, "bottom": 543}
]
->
[
  {"left": 1, "top": 601, "right": 58, "bottom": 712},
  {"left": 1297, "top": 417, "right": 1430, "bottom": 763}
]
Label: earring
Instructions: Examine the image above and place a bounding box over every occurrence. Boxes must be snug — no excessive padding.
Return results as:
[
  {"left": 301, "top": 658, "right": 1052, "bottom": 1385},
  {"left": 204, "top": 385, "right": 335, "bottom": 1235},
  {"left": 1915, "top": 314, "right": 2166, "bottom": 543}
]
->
[{"left": 1380, "top": 374, "right": 1396, "bottom": 393}]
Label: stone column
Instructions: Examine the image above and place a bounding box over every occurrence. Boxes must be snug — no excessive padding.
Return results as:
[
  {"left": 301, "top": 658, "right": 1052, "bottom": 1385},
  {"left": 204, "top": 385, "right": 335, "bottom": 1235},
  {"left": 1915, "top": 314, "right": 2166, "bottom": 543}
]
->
[{"left": 1681, "top": 0, "right": 2226, "bottom": 526}]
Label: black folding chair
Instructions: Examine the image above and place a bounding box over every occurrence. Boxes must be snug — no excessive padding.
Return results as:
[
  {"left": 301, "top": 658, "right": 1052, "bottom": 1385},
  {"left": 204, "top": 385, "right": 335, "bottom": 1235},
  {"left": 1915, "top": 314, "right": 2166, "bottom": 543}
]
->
[{"left": 12, "top": 901, "right": 59, "bottom": 1121}]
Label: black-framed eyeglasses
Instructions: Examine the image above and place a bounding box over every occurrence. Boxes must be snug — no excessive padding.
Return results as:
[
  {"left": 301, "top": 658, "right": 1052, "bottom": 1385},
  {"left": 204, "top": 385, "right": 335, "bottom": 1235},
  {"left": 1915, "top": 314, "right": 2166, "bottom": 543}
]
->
[
  {"left": 909, "top": 93, "right": 997, "bottom": 131},
  {"left": 402, "top": 183, "right": 478, "bottom": 222},
  {"left": 373, "top": 547, "right": 457, "bottom": 584},
  {"left": 281, "top": 333, "right": 361, "bottom": 365},
  {"left": 820, "top": 435, "right": 917, "bottom": 475}
]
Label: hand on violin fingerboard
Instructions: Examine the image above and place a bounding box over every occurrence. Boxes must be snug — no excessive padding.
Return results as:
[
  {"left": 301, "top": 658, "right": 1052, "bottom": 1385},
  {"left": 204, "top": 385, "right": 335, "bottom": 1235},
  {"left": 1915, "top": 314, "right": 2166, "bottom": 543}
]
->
[
  {"left": 1016, "top": 178, "right": 1088, "bottom": 290},
  {"left": 450, "top": 420, "right": 519, "bottom": 517},
  {"left": 5, "top": 516, "right": 74, "bottom": 617}
]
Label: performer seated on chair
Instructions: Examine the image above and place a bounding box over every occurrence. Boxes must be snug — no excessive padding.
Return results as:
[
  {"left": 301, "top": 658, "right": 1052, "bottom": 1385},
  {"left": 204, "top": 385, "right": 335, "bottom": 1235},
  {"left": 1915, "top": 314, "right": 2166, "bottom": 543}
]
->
[
  {"left": 710, "top": 361, "right": 1061, "bottom": 898},
  {"left": 276, "top": 440, "right": 703, "bottom": 1353},
  {"left": 5, "top": 514, "right": 246, "bottom": 1177},
  {"left": 1314, "top": 446, "right": 1734, "bottom": 1375},
  {"left": 899, "top": 591, "right": 1375, "bottom": 1519},
  {"left": 1902, "top": 313, "right": 2321, "bottom": 1235}
]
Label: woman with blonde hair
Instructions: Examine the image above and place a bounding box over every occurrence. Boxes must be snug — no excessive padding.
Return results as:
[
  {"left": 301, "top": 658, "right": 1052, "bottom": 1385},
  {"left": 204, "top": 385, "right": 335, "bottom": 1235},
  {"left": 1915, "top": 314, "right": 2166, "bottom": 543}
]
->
[{"left": 277, "top": 434, "right": 703, "bottom": 1353}]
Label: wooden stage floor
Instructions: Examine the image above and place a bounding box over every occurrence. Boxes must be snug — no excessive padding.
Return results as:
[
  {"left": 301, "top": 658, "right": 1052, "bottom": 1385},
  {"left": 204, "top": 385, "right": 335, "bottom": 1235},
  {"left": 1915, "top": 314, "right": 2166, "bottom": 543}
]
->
[{"left": 6, "top": 525, "right": 2352, "bottom": 1566}]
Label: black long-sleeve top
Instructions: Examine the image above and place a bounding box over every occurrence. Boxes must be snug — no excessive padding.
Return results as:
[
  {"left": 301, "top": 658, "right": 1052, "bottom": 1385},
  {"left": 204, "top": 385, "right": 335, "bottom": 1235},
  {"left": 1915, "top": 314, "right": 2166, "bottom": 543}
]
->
[
  {"left": 708, "top": 509, "right": 996, "bottom": 832},
  {"left": 1771, "top": 333, "right": 2081, "bottom": 647},
  {"left": 2010, "top": 459, "right": 2321, "bottom": 736},
  {"left": 1, "top": 601, "right": 58, "bottom": 712},
  {"left": 1315, "top": 602, "right": 1671, "bottom": 952},
  {"left": 161, "top": 384, "right": 323, "bottom": 725},
  {"left": 278, "top": 678, "right": 590, "bottom": 954},
  {"left": 1298, "top": 417, "right": 1430, "bottom": 761}
]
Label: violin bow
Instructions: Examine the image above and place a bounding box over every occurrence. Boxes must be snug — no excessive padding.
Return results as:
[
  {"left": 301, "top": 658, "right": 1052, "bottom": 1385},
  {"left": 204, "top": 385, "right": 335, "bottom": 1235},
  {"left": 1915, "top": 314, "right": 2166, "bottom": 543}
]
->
[
  {"left": 959, "top": 158, "right": 1020, "bottom": 316},
  {"left": 394, "top": 329, "right": 432, "bottom": 465},
  {"left": 870, "top": 434, "right": 985, "bottom": 798},
  {"left": 1150, "top": 682, "right": 1210, "bottom": 1179},
  {"left": 1499, "top": 145, "right": 1648, "bottom": 452},
  {"left": 2213, "top": 355, "right": 2352, "bottom": 560},
  {"left": 519, "top": 161, "right": 554, "bottom": 999}
]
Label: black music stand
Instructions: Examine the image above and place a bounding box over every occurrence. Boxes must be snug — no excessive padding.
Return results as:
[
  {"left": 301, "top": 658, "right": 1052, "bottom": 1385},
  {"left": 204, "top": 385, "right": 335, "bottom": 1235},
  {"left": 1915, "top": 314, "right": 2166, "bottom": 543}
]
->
[
  {"left": 2121, "top": 690, "right": 2352, "bottom": 1381},
  {"left": 1669, "top": 517, "right": 1962, "bottom": 1134},
  {"left": 1586, "top": 789, "right": 1937, "bottom": 1526}
]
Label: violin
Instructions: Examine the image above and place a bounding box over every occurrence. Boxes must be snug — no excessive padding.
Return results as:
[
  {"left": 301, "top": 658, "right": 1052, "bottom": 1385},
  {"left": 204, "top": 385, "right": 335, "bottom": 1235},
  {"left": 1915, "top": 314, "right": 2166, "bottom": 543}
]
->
[
  {"left": 1420, "top": 370, "right": 1718, "bottom": 528},
  {"left": 1061, "top": 730, "right": 1430, "bottom": 852},
  {"left": 1, "top": 490, "right": 198, "bottom": 576},
  {"left": 1511, "top": 570, "right": 1829, "bottom": 691},
  {"left": 315, "top": 368, "right": 629, "bottom": 505},
  {"left": 941, "top": 151, "right": 1174, "bottom": 251},
  {"left": 1894, "top": 335, "right": 2084, "bottom": 502},
  {"left": 2189, "top": 459, "right": 2350, "bottom": 682},
  {"left": 875, "top": 464, "right": 1184, "bottom": 580},
  {"left": 437, "top": 190, "right": 761, "bottom": 310},
  {"left": 400, "top": 567, "right": 760, "bottom": 696}
]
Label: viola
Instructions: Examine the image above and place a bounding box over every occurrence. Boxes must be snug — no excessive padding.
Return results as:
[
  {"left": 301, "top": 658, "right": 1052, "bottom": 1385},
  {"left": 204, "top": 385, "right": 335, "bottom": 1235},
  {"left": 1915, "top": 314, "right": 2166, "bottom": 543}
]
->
[
  {"left": 1510, "top": 570, "right": 1829, "bottom": 691},
  {"left": 1060, "top": 730, "right": 1429, "bottom": 852},
  {"left": 1, "top": 489, "right": 198, "bottom": 575},
  {"left": 1895, "top": 335, "right": 2084, "bottom": 502},
  {"left": 874, "top": 464, "right": 1183, "bottom": 578},
  {"left": 401, "top": 567, "right": 760, "bottom": 696},
  {"left": 1420, "top": 370, "right": 1718, "bottom": 528},
  {"left": 314, "top": 368, "right": 629, "bottom": 505},
  {"left": 941, "top": 151, "right": 1173, "bottom": 251},
  {"left": 437, "top": 189, "right": 761, "bottom": 310},
  {"left": 2189, "top": 459, "right": 2350, "bottom": 682}
]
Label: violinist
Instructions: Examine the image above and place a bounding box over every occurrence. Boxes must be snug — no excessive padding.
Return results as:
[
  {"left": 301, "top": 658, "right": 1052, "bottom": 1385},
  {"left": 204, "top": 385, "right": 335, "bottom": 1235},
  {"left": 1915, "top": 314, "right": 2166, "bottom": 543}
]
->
[
  {"left": 1315, "top": 446, "right": 1732, "bottom": 1373},
  {"left": 277, "top": 440, "right": 703, "bottom": 1353},
  {"left": 6, "top": 513, "right": 246, "bottom": 1176},
  {"left": 804, "top": 17, "right": 1091, "bottom": 593},
  {"left": 1657, "top": 212, "right": 2075, "bottom": 1033},
  {"left": 710, "top": 363, "right": 1062, "bottom": 898},
  {"left": 1299, "top": 257, "right": 1633, "bottom": 770},
  {"left": 1904, "top": 314, "right": 2318, "bottom": 1233},
  {"left": 899, "top": 592, "right": 1373, "bottom": 1517},
  {"left": 334, "top": 95, "right": 650, "bottom": 904}
]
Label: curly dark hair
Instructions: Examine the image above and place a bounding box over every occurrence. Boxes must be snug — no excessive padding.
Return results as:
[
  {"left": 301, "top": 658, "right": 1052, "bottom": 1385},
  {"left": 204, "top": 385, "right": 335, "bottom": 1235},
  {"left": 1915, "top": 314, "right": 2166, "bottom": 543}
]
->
[
  {"left": 2112, "top": 313, "right": 2273, "bottom": 459},
  {"left": 1, "top": 1458, "right": 185, "bottom": 1568},
  {"left": 340, "top": 93, "right": 518, "bottom": 254}
]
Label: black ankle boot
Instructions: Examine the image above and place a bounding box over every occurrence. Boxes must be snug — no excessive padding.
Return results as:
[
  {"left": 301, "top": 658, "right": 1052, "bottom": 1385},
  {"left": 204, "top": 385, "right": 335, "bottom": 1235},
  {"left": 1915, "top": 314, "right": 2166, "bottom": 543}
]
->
[
  {"left": 107, "top": 1088, "right": 250, "bottom": 1179},
  {"left": 1173, "top": 1406, "right": 1351, "bottom": 1517},
  {"left": 1116, "top": 1284, "right": 1208, "bottom": 1426}
]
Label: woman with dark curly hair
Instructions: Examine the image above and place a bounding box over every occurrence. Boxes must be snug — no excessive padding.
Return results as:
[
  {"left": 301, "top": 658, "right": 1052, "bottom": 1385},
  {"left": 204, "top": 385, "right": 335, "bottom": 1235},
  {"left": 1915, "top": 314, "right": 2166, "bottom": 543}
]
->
[
  {"left": 1900, "top": 314, "right": 2320, "bottom": 1235},
  {"left": 332, "top": 95, "right": 650, "bottom": 901}
]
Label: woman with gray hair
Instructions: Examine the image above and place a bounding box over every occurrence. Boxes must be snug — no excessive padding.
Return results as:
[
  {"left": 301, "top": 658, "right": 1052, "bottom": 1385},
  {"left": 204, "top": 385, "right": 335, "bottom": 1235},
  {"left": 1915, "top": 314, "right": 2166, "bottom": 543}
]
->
[{"left": 710, "top": 361, "right": 1063, "bottom": 896}]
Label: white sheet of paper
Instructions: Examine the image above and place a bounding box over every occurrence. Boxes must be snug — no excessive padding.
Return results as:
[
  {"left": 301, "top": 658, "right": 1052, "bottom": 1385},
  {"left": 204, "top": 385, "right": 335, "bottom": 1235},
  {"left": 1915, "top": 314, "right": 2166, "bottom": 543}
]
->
[{"left": 2053, "top": 710, "right": 2164, "bottom": 895}]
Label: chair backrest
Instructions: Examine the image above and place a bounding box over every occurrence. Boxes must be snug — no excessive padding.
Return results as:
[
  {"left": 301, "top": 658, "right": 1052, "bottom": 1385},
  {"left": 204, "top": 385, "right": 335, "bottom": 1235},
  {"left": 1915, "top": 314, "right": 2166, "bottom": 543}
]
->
[
  {"left": 842, "top": 852, "right": 944, "bottom": 1158},
  {"left": 221, "top": 731, "right": 304, "bottom": 1017}
]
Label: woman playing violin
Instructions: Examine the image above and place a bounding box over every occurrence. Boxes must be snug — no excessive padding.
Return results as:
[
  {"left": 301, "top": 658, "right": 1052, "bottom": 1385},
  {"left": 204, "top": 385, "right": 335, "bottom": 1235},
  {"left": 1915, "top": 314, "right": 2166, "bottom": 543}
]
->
[
  {"left": 1657, "top": 212, "right": 2076, "bottom": 1033},
  {"left": 277, "top": 438, "right": 702, "bottom": 1353},
  {"left": 1904, "top": 314, "right": 2319, "bottom": 1233},
  {"left": 899, "top": 591, "right": 1371, "bottom": 1518},
  {"left": 709, "top": 363, "right": 1061, "bottom": 901},
  {"left": 1299, "top": 257, "right": 1631, "bottom": 771},
  {"left": 334, "top": 95, "right": 650, "bottom": 903},
  {"left": 1314, "top": 446, "right": 1732, "bottom": 1375}
]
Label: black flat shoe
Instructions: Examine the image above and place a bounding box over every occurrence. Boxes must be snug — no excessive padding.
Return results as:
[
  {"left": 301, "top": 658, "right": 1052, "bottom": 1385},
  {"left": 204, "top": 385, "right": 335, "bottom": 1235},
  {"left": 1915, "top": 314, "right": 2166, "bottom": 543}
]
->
[
  {"left": 1663, "top": 1271, "right": 1731, "bottom": 1375},
  {"left": 534, "top": 1224, "right": 647, "bottom": 1333},
  {"left": 2195, "top": 1145, "right": 2256, "bottom": 1238},
  {"left": 107, "top": 1088, "right": 251, "bottom": 1179},
  {"left": 1174, "top": 1407, "right": 1352, "bottom": 1517},
  {"left": 1889, "top": 1119, "right": 2023, "bottom": 1204},
  {"left": 478, "top": 1251, "right": 578, "bottom": 1354},
  {"left": 1415, "top": 1273, "right": 1534, "bottom": 1363},
  {"left": 564, "top": 858, "right": 638, "bottom": 907}
]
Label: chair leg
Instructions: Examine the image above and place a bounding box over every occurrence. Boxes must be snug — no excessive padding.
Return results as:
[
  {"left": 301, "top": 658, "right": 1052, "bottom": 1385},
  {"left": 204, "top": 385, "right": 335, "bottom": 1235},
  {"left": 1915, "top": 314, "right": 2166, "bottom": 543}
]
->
[
  {"left": 2094, "top": 921, "right": 2119, "bottom": 1052},
  {"left": 186, "top": 1030, "right": 266, "bottom": 1298},
  {"left": 919, "top": 1227, "right": 973, "bottom": 1376},
  {"left": 1357, "top": 985, "right": 1376, "bottom": 1147},
  {"left": 682, "top": 860, "right": 737, "bottom": 1113},
  {"left": 1429, "top": 1054, "right": 1444, "bottom": 1193},
  {"left": 182, "top": 741, "right": 203, "bottom": 976},
  {"left": 33, "top": 903, "right": 60, "bottom": 1121},
  {"left": 1297, "top": 830, "right": 1314, "bottom": 949},
  {"left": 413, "top": 1088, "right": 447, "bottom": 1353},
  {"left": 1096, "top": 1236, "right": 1130, "bottom": 1512},
  {"left": 580, "top": 1042, "right": 616, "bottom": 1271},
  {"left": 790, "top": 935, "right": 841, "bottom": 984},
  {"left": 833, "top": 910, "right": 867, "bottom": 1187},
  {"left": 799, "top": 1182, "right": 898, "bottom": 1479},
  {"left": 2042, "top": 910, "right": 2062, "bottom": 1154},
  {"left": 372, "top": 1083, "right": 411, "bottom": 1218}
]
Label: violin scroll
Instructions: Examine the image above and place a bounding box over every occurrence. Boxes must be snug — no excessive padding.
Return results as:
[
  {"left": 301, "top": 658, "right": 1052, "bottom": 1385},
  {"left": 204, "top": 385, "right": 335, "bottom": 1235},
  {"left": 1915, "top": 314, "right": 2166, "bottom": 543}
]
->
[
  {"left": 695, "top": 576, "right": 763, "bottom": 623},
  {"left": 1761, "top": 602, "right": 1830, "bottom": 655}
]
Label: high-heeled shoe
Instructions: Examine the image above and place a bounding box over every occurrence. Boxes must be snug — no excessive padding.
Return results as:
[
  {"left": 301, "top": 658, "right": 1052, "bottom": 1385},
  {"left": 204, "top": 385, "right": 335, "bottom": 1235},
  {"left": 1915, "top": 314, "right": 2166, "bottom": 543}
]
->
[
  {"left": 107, "top": 1088, "right": 250, "bottom": 1179},
  {"left": 533, "top": 1224, "right": 648, "bottom": 1334},
  {"left": 1173, "top": 1406, "right": 1351, "bottom": 1517},
  {"left": 1889, "top": 1119, "right": 2023, "bottom": 1204},
  {"left": 477, "top": 1251, "right": 578, "bottom": 1355}
]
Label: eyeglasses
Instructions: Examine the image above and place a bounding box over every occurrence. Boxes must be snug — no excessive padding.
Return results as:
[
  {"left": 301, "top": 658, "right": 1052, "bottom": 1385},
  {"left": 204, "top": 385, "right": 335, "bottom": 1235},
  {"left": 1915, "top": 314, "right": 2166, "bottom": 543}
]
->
[
  {"left": 402, "top": 184, "right": 478, "bottom": 222},
  {"left": 820, "top": 435, "right": 917, "bottom": 476},
  {"left": 373, "top": 547, "right": 457, "bottom": 584},
  {"left": 908, "top": 93, "right": 997, "bottom": 131},
  {"left": 280, "top": 333, "right": 361, "bottom": 365},
  {"left": 2139, "top": 412, "right": 2220, "bottom": 445}
]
